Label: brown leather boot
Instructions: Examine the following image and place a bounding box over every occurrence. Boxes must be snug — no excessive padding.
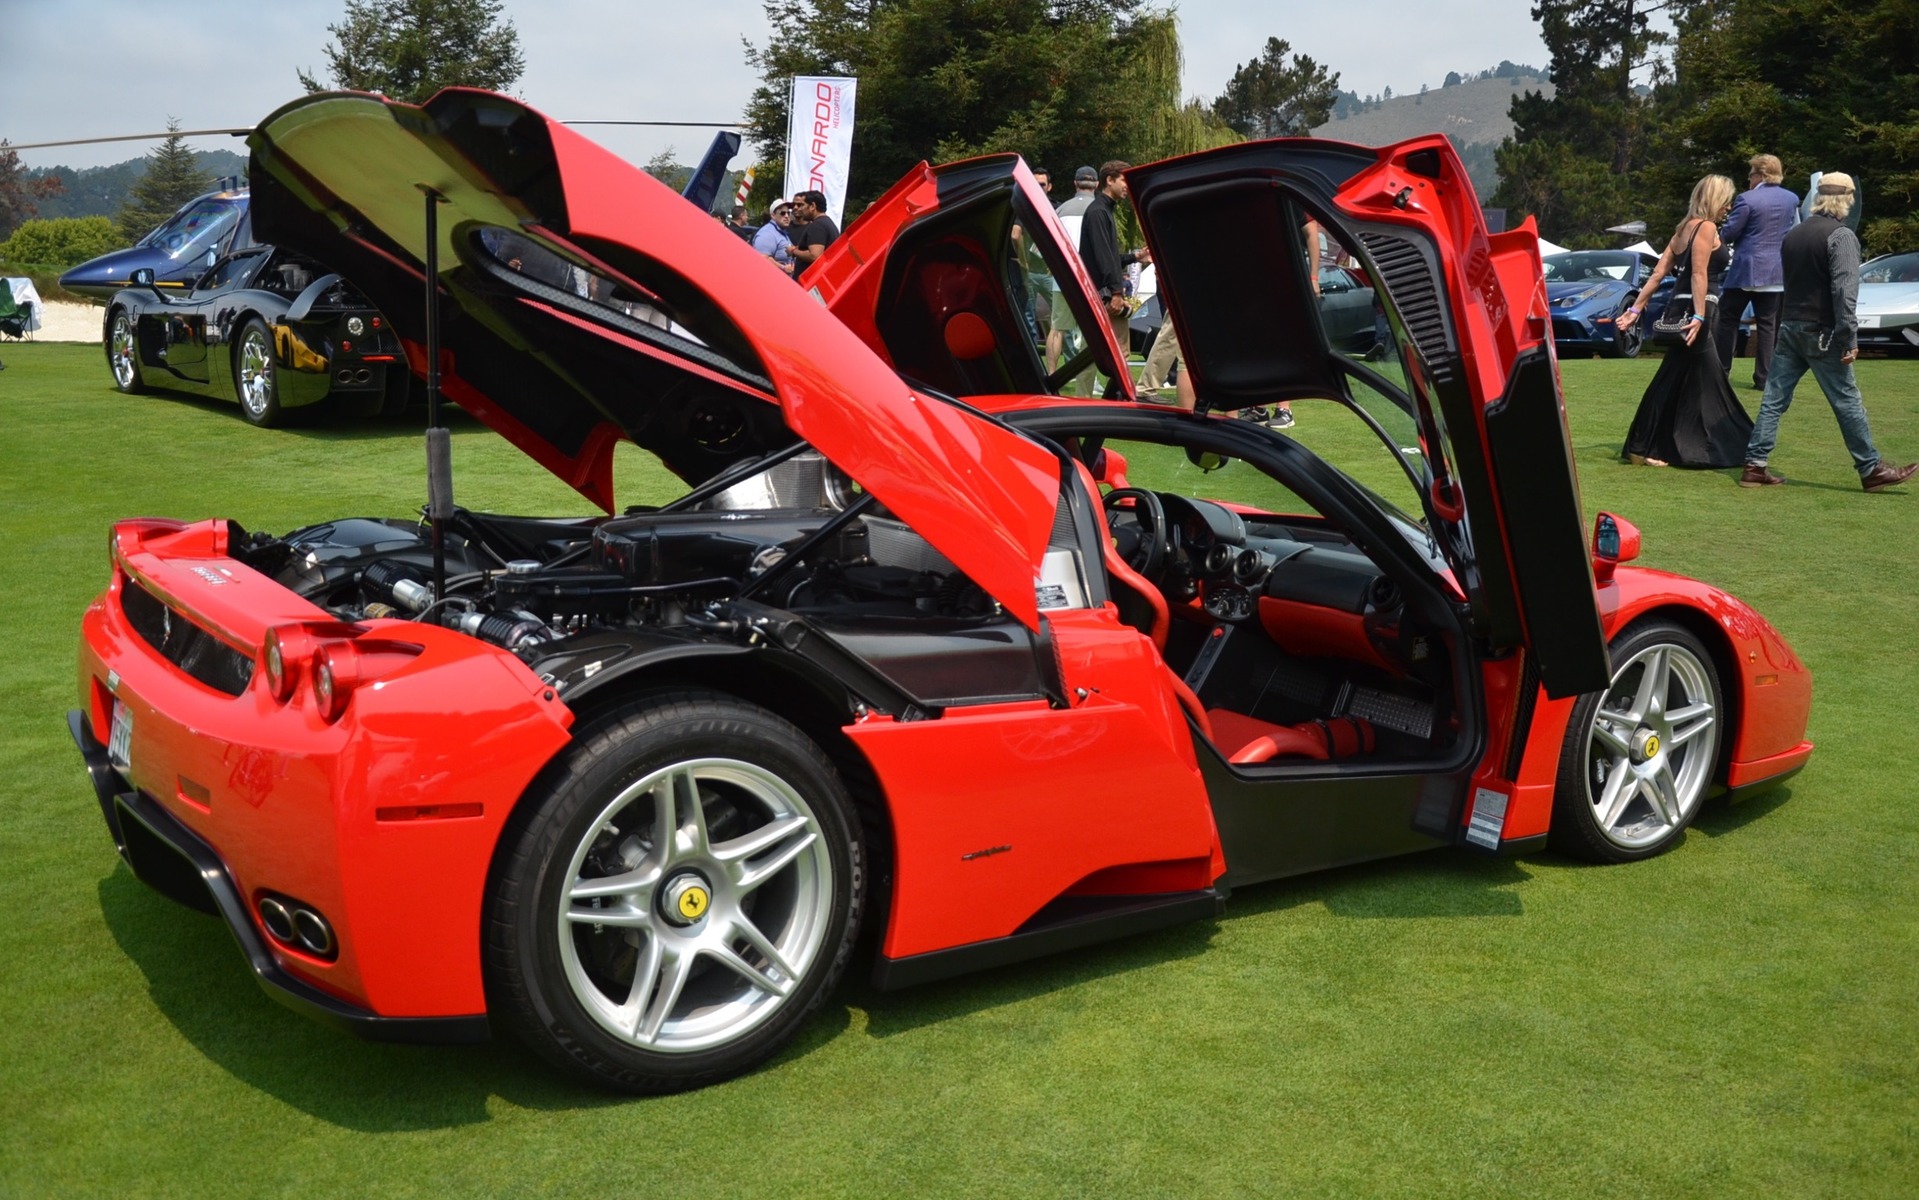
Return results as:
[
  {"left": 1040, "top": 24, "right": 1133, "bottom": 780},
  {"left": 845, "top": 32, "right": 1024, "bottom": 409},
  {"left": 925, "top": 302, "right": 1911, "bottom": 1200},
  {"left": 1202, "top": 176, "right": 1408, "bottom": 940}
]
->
[
  {"left": 1861, "top": 461, "right": 1919, "bottom": 492},
  {"left": 1739, "top": 464, "right": 1784, "bottom": 488}
]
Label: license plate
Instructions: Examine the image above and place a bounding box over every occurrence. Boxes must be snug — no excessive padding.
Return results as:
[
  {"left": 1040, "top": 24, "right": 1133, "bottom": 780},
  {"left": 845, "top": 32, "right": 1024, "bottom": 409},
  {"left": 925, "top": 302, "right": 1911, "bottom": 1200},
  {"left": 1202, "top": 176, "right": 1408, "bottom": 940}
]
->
[
  {"left": 108, "top": 700, "right": 133, "bottom": 774},
  {"left": 1859, "top": 315, "right": 1880, "bottom": 328}
]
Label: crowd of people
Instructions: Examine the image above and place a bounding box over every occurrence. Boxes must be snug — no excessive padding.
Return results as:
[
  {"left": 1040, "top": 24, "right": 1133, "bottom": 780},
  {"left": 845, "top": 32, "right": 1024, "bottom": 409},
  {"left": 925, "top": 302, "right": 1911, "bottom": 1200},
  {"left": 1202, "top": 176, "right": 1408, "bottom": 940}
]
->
[
  {"left": 1614, "top": 156, "right": 1915, "bottom": 493},
  {"left": 725, "top": 189, "right": 844, "bottom": 281}
]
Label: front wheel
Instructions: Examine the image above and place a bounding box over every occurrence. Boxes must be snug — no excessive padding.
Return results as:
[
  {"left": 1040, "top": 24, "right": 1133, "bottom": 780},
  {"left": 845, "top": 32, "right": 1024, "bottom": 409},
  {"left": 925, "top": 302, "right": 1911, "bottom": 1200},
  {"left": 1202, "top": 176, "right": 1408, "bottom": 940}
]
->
[
  {"left": 108, "top": 310, "right": 146, "bottom": 393},
  {"left": 1550, "top": 621, "right": 1723, "bottom": 863},
  {"left": 234, "top": 318, "right": 282, "bottom": 427},
  {"left": 486, "top": 692, "right": 863, "bottom": 1093}
]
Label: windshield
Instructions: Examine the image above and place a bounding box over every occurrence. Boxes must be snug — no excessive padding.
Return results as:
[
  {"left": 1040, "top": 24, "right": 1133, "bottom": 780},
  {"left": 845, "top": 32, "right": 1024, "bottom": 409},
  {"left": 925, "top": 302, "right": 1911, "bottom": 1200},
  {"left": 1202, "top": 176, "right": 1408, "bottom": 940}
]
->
[
  {"left": 1862, "top": 253, "right": 1919, "bottom": 285},
  {"left": 137, "top": 197, "right": 245, "bottom": 262},
  {"left": 1542, "top": 251, "right": 1642, "bottom": 284}
]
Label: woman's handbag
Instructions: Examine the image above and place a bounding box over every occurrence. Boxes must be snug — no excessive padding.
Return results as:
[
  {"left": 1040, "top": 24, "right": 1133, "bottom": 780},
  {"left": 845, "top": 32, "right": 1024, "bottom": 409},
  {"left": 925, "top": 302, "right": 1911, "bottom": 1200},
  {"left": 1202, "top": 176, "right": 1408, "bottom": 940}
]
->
[
  {"left": 1648, "top": 218, "right": 1704, "bottom": 346},
  {"left": 1649, "top": 302, "right": 1695, "bottom": 346}
]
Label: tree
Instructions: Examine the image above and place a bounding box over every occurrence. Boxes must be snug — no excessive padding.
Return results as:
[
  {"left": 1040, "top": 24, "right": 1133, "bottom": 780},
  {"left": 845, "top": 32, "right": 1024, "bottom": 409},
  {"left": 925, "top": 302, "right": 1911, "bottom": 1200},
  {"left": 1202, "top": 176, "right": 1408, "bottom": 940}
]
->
[
  {"left": 0, "top": 141, "right": 63, "bottom": 241},
  {"left": 115, "top": 120, "right": 212, "bottom": 244},
  {"left": 0, "top": 216, "right": 123, "bottom": 270},
  {"left": 298, "top": 0, "right": 524, "bottom": 103},
  {"left": 643, "top": 149, "right": 691, "bottom": 193},
  {"left": 1211, "top": 37, "right": 1340, "bottom": 139},
  {"left": 1652, "top": 0, "right": 1919, "bottom": 254},
  {"left": 1491, "top": 0, "right": 1670, "bottom": 245},
  {"left": 741, "top": 0, "right": 1235, "bottom": 213}
]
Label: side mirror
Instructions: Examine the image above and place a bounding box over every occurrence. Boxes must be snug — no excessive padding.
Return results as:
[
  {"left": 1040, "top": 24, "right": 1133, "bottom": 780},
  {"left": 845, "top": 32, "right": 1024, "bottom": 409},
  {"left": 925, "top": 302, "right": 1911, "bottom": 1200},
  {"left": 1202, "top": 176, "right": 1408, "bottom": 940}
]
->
[
  {"left": 130, "top": 267, "right": 157, "bottom": 289},
  {"left": 1090, "top": 446, "right": 1132, "bottom": 489},
  {"left": 1591, "top": 511, "right": 1641, "bottom": 583}
]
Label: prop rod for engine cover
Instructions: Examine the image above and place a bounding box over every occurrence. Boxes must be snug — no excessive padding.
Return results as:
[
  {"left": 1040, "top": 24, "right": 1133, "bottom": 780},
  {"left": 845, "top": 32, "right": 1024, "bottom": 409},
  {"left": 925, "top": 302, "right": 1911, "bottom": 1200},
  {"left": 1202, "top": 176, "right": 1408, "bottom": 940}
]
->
[{"left": 420, "top": 187, "right": 453, "bottom": 605}]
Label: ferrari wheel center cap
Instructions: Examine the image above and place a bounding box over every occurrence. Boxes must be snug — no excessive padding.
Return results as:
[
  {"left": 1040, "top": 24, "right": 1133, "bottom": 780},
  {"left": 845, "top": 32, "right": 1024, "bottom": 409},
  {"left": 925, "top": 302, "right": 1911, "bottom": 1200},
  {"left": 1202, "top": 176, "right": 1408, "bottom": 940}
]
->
[
  {"left": 1633, "top": 728, "right": 1661, "bottom": 763},
  {"left": 660, "top": 873, "right": 712, "bottom": 927}
]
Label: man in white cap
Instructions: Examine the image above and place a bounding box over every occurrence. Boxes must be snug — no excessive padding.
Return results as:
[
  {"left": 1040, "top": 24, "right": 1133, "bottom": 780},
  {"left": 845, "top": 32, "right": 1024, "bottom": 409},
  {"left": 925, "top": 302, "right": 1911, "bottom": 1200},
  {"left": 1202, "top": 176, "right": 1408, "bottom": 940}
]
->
[{"left": 1741, "top": 171, "right": 1917, "bottom": 492}]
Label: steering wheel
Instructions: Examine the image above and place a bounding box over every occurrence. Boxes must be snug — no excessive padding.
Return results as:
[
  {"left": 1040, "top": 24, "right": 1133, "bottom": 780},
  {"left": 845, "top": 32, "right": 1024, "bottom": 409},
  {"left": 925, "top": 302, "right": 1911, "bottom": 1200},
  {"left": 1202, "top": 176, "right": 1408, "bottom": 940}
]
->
[{"left": 1102, "top": 487, "right": 1167, "bottom": 583}]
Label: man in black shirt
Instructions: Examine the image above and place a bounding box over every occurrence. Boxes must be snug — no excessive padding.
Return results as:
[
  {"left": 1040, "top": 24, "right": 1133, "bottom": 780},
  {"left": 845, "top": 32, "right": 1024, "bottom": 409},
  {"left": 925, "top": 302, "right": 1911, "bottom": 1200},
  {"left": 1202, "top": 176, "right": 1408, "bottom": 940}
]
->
[
  {"left": 788, "top": 190, "right": 840, "bottom": 276},
  {"left": 1742, "top": 172, "right": 1916, "bottom": 492},
  {"left": 1078, "top": 161, "right": 1150, "bottom": 392}
]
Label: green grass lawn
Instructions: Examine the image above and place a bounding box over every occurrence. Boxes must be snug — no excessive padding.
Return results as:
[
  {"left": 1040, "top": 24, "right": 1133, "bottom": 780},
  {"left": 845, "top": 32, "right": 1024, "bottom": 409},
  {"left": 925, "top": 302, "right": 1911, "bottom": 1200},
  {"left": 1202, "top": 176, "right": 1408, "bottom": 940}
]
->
[{"left": 3, "top": 343, "right": 1917, "bottom": 1197}]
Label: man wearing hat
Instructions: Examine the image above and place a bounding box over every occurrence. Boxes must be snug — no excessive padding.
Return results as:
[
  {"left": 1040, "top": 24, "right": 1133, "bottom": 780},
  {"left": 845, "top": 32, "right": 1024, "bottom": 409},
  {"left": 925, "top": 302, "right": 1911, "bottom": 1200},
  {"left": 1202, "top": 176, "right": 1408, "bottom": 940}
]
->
[
  {"left": 1044, "top": 167, "right": 1101, "bottom": 379},
  {"left": 752, "top": 200, "right": 798, "bottom": 276},
  {"left": 1741, "top": 171, "right": 1917, "bottom": 492}
]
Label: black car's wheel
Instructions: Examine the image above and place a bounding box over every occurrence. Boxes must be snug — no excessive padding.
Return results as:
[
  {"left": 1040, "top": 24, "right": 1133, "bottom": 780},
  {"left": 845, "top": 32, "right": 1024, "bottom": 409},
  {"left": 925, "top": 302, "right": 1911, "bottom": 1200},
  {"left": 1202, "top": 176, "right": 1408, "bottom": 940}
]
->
[
  {"left": 1550, "top": 621, "right": 1722, "bottom": 863},
  {"left": 486, "top": 692, "right": 864, "bottom": 1093},
  {"left": 234, "top": 318, "right": 283, "bottom": 427},
  {"left": 1608, "top": 300, "right": 1643, "bottom": 358},
  {"left": 108, "top": 310, "right": 146, "bottom": 394}
]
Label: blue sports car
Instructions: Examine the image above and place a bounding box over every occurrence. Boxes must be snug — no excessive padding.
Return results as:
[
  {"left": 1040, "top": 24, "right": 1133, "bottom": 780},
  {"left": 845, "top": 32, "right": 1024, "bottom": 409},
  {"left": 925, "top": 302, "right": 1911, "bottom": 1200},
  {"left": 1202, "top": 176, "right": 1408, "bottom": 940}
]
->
[{"left": 1543, "top": 249, "right": 1673, "bottom": 359}]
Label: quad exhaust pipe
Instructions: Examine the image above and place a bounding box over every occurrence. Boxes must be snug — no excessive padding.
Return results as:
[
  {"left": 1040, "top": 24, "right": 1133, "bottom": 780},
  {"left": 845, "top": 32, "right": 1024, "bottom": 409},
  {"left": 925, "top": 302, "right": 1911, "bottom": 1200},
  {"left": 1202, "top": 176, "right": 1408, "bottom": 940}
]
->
[
  {"left": 335, "top": 368, "right": 373, "bottom": 385},
  {"left": 255, "top": 893, "right": 336, "bottom": 959}
]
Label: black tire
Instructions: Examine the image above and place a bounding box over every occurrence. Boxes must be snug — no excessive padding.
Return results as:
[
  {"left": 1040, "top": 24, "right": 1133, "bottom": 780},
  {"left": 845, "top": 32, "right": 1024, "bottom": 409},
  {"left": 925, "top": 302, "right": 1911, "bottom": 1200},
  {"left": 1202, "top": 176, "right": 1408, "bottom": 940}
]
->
[
  {"left": 485, "top": 691, "right": 864, "bottom": 1093},
  {"left": 1608, "top": 300, "right": 1643, "bottom": 359},
  {"left": 1550, "top": 621, "right": 1723, "bottom": 863},
  {"left": 233, "top": 318, "right": 282, "bottom": 427},
  {"left": 107, "top": 309, "right": 146, "bottom": 394}
]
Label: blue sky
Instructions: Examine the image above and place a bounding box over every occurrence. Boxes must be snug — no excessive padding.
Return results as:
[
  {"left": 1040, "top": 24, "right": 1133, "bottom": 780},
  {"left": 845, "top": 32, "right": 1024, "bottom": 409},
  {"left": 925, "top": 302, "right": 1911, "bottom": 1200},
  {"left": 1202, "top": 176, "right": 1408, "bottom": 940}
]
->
[{"left": 3, "top": 0, "right": 1551, "bottom": 172}]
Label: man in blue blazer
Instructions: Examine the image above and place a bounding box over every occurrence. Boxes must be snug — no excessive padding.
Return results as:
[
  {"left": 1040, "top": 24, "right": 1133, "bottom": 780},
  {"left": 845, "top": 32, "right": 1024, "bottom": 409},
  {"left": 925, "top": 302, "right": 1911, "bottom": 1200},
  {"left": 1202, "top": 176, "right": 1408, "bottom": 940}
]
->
[{"left": 1715, "top": 154, "right": 1801, "bottom": 389}]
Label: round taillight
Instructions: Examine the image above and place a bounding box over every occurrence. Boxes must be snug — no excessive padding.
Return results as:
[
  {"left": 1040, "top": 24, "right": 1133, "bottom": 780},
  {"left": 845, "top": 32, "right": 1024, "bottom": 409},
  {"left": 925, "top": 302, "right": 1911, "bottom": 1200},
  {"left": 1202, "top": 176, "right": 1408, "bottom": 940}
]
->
[
  {"left": 263, "top": 631, "right": 287, "bottom": 699},
  {"left": 313, "top": 654, "right": 336, "bottom": 717},
  {"left": 262, "top": 625, "right": 317, "bottom": 704},
  {"left": 312, "top": 642, "right": 359, "bottom": 722}
]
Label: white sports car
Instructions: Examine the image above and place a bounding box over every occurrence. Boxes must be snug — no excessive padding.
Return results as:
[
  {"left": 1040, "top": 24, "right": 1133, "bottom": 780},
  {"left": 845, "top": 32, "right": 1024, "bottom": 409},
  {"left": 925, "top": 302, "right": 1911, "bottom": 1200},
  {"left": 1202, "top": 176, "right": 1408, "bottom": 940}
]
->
[{"left": 1858, "top": 251, "right": 1919, "bottom": 355}]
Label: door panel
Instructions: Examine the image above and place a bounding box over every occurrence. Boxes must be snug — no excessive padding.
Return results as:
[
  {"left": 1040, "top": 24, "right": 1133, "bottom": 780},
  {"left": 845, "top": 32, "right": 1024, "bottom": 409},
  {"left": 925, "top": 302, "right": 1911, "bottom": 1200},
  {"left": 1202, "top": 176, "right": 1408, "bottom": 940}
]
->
[{"left": 1126, "top": 136, "right": 1610, "bottom": 699}]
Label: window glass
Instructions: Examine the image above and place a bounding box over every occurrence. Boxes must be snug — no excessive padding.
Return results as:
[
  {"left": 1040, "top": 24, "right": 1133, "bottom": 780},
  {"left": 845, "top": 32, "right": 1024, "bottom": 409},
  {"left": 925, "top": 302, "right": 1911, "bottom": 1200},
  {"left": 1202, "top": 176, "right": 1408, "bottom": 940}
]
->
[
  {"left": 196, "top": 250, "right": 264, "bottom": 292},
  {"left": 471, "top": 226, "right": 771, "bottom": 392},
  {"left": 141, "top": 199, "right": 244, "bottom": 262},
  {"left": 1862, "top": 253, "right": 1919, "bottom": 284},
  {"left": 1542, "top": 251, "right": 1639, "bottom": 284}
]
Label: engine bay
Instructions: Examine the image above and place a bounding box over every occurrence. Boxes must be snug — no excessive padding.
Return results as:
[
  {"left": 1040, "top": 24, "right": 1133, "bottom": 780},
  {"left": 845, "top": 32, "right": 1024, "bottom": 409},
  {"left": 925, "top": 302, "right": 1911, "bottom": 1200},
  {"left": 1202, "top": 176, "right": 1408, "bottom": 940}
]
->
[{"left": 226, "top": 445, "right": 1462, "bottom": 764}]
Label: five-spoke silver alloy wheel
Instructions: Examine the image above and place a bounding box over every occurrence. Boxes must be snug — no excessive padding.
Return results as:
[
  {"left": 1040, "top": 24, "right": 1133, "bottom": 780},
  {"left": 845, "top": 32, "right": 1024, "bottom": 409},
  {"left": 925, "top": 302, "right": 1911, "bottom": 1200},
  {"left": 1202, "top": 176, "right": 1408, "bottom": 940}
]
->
[
  {"left": 109, "top": 312, "right": 142, "bottom": 392},
  {"left": 1559, "top": 623, "right": 1722, "bottom": 860},
  {"left": 559, "top": 757, "right": 834, "bottom": 1054},
  {"left": 237, "top": 324, "right": 276, "bottom": 422}
]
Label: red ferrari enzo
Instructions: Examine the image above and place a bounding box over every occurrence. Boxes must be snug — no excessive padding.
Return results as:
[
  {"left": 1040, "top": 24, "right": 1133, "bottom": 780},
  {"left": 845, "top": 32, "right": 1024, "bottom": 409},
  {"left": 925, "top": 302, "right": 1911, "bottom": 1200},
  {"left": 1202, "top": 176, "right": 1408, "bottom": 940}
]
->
[{"left": 70, "top": 90, "right": 1813, "bottom": 1093}]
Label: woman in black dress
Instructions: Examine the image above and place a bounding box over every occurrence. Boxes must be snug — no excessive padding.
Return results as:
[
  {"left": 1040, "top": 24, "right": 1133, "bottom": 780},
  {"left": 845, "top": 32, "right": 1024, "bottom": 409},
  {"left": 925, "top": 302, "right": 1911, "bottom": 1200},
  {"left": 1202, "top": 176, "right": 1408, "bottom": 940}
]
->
[{"left": 1614, "top": 175, "right": 1755, "bottom": 468}]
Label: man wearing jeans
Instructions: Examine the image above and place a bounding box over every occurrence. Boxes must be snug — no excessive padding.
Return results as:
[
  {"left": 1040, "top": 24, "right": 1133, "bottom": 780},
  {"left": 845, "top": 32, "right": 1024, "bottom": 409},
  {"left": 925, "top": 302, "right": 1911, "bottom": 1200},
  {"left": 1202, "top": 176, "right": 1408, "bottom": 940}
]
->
[{"left": 1741, "top": 172, "right": 1917, "bottom": 493}]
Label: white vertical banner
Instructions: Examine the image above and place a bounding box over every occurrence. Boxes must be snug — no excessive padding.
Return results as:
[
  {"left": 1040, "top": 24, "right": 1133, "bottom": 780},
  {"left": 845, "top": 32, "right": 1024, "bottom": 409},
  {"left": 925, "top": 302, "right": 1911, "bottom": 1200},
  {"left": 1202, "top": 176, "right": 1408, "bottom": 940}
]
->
[{"left": 784, "top": 76, "right": 857, "bottom": 226}]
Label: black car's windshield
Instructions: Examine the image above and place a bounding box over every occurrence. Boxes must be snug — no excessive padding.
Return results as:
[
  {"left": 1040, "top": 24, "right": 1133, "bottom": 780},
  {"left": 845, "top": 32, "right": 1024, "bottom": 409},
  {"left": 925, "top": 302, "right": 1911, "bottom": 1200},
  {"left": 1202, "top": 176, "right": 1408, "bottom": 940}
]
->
[{"left": 138, "top": 197, "right": 245, "bottom": 262}]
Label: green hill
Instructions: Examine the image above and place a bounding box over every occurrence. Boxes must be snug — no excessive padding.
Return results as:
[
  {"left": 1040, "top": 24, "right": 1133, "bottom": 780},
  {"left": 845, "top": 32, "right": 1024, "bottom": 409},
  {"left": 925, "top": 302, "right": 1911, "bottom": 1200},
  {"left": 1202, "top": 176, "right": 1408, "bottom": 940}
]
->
[
  {"left": 1313, "top": 73, "right": 1553, "bottom": 199},
  {"left": 25, "top": 149, "right": 250, "bottom": 222}
]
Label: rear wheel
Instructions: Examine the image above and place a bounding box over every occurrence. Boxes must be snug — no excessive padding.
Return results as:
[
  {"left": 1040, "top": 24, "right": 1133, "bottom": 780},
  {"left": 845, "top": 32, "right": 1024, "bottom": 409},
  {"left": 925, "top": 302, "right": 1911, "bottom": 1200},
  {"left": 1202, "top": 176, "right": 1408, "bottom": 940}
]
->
[
  {"left": 108, "top": 310, "right": 146, "bottom": 393},
  {"left": 1550, "top": 621, "right": 1722, "bottom": 863},
  {"left": 234, "top": 318, "right": 282, "bottom": 427},
  {"left": 486, "top": 692, "right": 863, "bottom": 1093}
]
